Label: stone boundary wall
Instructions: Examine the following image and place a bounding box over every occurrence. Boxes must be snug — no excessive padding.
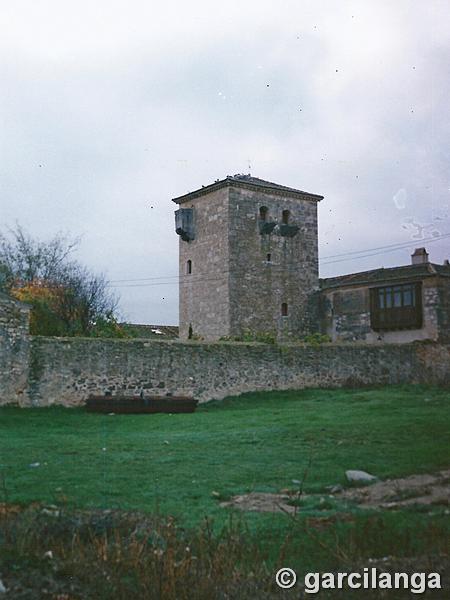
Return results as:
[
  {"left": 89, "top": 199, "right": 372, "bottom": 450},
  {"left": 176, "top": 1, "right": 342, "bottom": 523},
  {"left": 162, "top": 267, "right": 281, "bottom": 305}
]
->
[
  {"left": 16, "top": 336, "right": 450, "bottom": 406},
  {"left": 1, "top": 294, "right": 449, "bottom": 407},
  {"left": 0, "top": 293, "right": 30, "bottom": 404}
]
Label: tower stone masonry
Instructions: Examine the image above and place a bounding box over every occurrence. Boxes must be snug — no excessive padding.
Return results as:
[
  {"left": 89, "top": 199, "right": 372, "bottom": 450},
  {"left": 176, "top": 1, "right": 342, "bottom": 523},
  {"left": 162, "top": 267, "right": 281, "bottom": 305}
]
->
[{"left": 173, "top": 174, "right": 323, "bottom": 341}]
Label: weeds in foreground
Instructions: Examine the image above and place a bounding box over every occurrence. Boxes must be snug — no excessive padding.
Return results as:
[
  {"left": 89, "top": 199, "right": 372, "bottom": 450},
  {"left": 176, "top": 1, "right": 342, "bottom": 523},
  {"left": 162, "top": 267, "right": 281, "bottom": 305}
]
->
[
  {"left": 0, "top": 506, "right": 274, "bottom": 599},
  {"left": 0, "top": 504, "right": 448, "bottom": 599}
]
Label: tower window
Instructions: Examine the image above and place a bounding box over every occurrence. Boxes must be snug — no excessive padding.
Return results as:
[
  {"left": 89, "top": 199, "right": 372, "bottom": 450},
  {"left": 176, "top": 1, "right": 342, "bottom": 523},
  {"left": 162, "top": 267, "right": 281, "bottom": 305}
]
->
[
  {"left": 282, "top": 209, "right": 290, "bottom": 224},
  {"left": 186, "top": 260, "right": 192, "bottom": 274},
  {"left": 266, "top": 253, "right": 271, "bottom": 262},
  {"left": 281, "top": 302, "right": 288, "bottom": 316},
  {"left": 259, "top": 206, "right": 269, "bottom": 221}
]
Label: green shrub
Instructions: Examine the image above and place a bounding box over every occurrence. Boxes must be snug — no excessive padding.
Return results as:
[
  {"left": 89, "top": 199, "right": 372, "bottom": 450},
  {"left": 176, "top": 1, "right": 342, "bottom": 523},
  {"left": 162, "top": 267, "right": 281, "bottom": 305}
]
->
[{"left": 302, "top": 333, "right": 331, "bottom": 345}]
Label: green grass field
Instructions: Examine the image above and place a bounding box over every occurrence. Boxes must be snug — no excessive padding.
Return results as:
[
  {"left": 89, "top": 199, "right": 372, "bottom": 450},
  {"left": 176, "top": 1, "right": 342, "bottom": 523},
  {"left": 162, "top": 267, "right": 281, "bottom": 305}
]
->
[{"left": 1, "top": 385, "right": 449, "bottom": 586}]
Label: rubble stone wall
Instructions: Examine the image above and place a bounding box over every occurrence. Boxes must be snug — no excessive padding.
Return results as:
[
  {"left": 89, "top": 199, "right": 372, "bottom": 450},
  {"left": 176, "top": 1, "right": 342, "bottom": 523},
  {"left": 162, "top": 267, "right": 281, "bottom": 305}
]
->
[
  {"left": 0, "top": 293, "right": 31, "bottom": 404},
  {"left": 1, "top": 293, "right": 448, "bottom": 408},
  {"left": 20, "top": 337, "right": 450, "bottom": 406}
]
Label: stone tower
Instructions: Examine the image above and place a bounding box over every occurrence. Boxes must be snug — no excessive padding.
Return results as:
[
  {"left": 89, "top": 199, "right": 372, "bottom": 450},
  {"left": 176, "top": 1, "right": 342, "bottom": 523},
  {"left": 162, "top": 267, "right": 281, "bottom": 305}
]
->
[{"left": 173, "top": 174, "right": 323, "bottom": 341}]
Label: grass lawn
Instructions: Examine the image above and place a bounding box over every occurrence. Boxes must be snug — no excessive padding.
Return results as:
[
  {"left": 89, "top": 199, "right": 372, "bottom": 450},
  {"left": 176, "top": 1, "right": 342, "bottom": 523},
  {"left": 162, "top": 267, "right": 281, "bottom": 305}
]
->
[{"left": 1, "top": 384, "right": 449, "bottom": 579}]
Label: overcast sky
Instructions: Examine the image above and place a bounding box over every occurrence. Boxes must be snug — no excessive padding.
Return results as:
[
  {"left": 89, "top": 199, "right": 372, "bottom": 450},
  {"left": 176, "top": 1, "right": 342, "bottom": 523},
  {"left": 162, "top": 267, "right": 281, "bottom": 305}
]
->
[{"left": 1, "top": 1, "right": 449, "bottom": 325}]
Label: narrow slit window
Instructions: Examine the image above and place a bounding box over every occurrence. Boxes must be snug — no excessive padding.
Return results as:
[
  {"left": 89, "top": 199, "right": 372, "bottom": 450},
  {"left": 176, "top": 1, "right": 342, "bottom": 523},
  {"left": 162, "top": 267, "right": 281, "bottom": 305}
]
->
[
  {"left": 186, "top": 259, "right": 192, "bottom": 274},
  {"left": 282, "top": 209, "right": 290, "bottom": 224},
  {"left": 266, "top": 253, "right": 271, "bottom": 262},
  {"left": 281, "top": 302, "right": 288, "bottom": 316}
]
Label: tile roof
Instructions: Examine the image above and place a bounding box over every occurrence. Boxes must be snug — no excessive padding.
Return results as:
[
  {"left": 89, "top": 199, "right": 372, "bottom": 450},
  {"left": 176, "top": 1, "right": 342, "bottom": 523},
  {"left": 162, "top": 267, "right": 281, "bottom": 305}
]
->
[
  {"left": 172, "top": 174, "right": 324, "bottom": 204},
  {"left": 320, "top": 262, "right": 450, "bottom": 290}
]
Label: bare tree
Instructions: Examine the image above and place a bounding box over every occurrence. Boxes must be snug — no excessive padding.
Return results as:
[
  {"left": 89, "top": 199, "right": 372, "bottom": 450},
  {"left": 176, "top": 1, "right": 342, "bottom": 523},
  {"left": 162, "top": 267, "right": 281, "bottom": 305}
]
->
[
  {"left": 0, "top": 224, "right": 80, "bottom": 284},
  {"left": 0, "top": 224, "right": 119, "bottom": 336},
  {"left": 55, "top": 264, "right": 119, "bottom": 334}
]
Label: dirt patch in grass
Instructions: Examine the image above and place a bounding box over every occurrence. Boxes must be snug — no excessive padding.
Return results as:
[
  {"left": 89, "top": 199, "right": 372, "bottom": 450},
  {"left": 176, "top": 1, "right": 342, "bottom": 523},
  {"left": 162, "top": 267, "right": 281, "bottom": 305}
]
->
[
  {"left": 220, "top": 469, "right": 450, "bottom": 513},
  {"left": 220, "top": 492, "right": 297, "bottom": 514},
  {"left": 341, "top": 469, "right": 450, "bottom": 509}
]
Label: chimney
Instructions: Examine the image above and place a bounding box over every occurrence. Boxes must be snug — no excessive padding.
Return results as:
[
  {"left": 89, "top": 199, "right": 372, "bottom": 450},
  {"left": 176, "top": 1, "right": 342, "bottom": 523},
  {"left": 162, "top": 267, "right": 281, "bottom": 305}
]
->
[{"left": 411, "top": 247, "right": 429, "bottom": 265}]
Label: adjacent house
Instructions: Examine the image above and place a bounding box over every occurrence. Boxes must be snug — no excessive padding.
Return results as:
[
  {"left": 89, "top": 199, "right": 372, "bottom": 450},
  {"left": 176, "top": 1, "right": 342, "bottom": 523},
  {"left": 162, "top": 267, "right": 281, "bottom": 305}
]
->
[{"left": 320, "top": 249, "right": 450, "bottom": 343}]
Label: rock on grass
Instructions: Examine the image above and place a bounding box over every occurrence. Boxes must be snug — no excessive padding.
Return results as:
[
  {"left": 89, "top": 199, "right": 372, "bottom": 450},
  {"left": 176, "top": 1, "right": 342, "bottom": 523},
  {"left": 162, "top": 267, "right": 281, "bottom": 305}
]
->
[{"left": 346, "top": 470, "right": 377, "bottom": 483}]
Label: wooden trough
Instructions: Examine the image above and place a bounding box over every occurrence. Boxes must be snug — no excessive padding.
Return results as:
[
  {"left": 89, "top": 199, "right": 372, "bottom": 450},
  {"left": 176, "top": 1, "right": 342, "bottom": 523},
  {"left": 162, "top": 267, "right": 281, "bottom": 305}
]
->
[{"left": 86, "top": 395, "right": 198, "bottom": 414}]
